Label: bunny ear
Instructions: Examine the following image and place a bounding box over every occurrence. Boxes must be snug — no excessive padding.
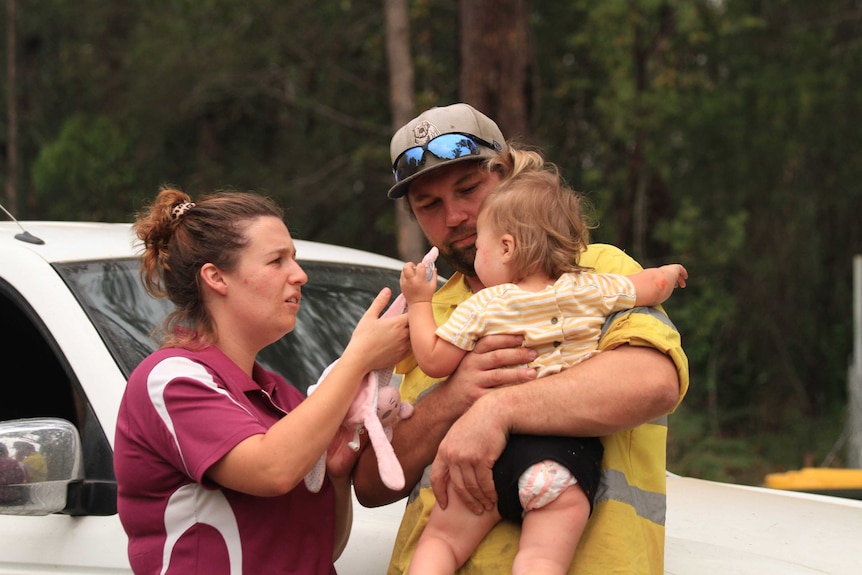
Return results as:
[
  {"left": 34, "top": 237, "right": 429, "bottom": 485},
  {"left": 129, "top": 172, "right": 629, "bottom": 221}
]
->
[
  {"left": 304, "top": 360, "right": 337, "bottom": 493},
  {"left": 422, "top": 247, "right": 439, "bottom": 281},
  {"left": 373, "top": 367, "right": 393, "bottom": 389},
  {"left": 382, "top": 293, "right": 407, "bottom": 318},
  {"left": 307, "top": 360, "right": 338, "bottom": 397},
  {"left": 304, "top": 456, "right": 326, "bottom": 493},
  {"left": 422, "top": 246, "right": 439, "bottom": 266},
  {"left": 363, "top": 410, "right": 405, "bottom": 491}
]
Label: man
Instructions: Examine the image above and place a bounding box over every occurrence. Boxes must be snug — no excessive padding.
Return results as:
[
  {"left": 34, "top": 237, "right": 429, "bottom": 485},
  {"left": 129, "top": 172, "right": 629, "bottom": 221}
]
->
[
  {"left": 14, "top": 442, "right": 47, "bottom": 483},
  {"left": 352, "top": 103, "right": 688, "bottom": 574}
]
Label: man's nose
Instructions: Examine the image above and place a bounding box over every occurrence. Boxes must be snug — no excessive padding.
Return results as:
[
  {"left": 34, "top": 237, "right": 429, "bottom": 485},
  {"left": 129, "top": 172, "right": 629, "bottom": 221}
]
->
[{"left": 444, "top": 203, "right": 470, "bottom": 227}]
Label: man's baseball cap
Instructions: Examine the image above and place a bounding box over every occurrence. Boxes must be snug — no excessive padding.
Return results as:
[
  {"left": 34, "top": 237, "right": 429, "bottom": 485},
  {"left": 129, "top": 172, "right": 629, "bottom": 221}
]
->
[{"left": 387, "top": 103, "right": 507, "bottom": 199}]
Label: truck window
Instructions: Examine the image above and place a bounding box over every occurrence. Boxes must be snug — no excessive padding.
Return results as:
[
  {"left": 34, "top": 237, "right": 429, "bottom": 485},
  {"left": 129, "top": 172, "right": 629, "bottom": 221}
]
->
[
  {"left": 0, "top": 282, "right": 116, "bottom": 514},
  {"left": 0, "top": 285, "right": 78, "bottom": 425}
]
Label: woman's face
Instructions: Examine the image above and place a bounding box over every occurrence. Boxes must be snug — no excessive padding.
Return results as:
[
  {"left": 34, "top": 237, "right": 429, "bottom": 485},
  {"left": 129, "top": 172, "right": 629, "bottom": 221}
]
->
[{"left": 220, "top": 216, "right": 308, "bottom": 350}]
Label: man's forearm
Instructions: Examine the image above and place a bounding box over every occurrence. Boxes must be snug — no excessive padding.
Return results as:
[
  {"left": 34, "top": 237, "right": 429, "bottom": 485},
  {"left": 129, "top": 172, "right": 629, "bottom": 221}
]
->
[
  {"left": 492, "top": 345, "right": 680, "bottom": 437},
  {"left": 352, "top": 380, "right": 462, "bottom": 507}
]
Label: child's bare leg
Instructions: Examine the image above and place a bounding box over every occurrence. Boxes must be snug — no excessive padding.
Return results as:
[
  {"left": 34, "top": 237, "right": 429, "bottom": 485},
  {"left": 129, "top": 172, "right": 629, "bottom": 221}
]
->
[
  {"left": 407, "top": 480, "right": 501, "bottom": 575},
  {"left": 513, "top": 484, "right": 590, "bottom": 575}
]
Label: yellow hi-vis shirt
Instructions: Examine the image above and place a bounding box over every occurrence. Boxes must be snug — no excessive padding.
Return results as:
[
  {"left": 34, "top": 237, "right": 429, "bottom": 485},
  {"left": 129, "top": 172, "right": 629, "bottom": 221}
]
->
[{"left": 387, "top": 244, "right": 689, "bottom": 575}]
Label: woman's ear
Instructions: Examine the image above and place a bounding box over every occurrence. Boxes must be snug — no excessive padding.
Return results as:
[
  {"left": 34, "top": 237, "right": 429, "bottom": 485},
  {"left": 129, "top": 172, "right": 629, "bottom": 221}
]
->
[{"left": 200, "top": 263, "right": 228, "bottom": 296}]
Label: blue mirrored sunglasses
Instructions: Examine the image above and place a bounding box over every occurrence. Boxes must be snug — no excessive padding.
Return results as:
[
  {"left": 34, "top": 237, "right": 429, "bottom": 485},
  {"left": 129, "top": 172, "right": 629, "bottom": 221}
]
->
[{"left": 392, "top": 133, "right": 496, "bottom": 184}]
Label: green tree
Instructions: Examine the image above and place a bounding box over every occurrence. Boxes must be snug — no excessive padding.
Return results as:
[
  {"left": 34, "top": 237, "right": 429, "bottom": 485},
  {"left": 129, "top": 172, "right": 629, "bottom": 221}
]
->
[
  {"left": 32, "top": 115, "right": 138, "bottom": 221},
  {"left": 4, "top": 0, "right": 862, "bottom": 484}
]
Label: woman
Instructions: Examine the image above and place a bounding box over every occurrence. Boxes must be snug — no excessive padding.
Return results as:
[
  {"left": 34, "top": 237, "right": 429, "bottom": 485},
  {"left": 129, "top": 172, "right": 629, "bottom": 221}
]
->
[{"left": 114, "top": 185, "right": 410, "bottom": 574}]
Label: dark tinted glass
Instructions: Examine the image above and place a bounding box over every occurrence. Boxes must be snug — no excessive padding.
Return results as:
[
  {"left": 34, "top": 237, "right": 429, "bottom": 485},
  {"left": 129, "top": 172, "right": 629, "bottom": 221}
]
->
[{"left": 57, "top": 258, "right": 403, "bottom": 394}]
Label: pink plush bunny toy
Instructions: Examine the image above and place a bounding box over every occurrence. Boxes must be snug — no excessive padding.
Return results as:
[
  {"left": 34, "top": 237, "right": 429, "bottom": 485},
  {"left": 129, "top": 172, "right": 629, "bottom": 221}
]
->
[{"left": 304, "top": 247, "right": 437, "bottom": 492}]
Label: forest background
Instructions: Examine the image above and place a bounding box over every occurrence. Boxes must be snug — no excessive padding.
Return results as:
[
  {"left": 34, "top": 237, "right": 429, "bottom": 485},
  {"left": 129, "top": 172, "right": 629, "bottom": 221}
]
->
[{"left": 3, "top": 0, "right": 862, "bottom": 488}]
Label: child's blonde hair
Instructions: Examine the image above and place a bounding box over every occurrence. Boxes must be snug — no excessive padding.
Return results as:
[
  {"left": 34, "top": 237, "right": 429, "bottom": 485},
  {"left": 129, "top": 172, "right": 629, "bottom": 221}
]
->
[{"left": 481, "top": 169, "right": 595, "bottom": 283}]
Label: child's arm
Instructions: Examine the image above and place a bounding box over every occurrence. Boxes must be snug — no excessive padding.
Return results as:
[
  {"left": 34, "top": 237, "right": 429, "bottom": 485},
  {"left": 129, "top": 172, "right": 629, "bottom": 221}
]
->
[
  {"left": 399, "top": 261, "right": 468, "bottom": 378},
  {"left": 628, "top": 264, "right": 688, "bottom": 307}
]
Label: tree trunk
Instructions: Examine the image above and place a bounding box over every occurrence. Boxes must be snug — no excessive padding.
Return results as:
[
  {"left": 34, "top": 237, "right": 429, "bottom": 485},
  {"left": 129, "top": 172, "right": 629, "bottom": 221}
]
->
[
  {"left": 5, "top": 0, "right": 18, "bottom": 215},
  {"left": 384, "top": 0, "right": 426, "bottom": 263},
  {"left": 849, "top": 255, "right": 862, "bottom": 468},
  {"left": 459, "top": 0, "right": 532, "bottom": 144}
]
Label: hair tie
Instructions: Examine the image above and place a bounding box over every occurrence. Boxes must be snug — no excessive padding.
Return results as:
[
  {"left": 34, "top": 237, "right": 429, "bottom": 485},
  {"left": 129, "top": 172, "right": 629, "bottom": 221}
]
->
[{"left": 171, "top": 202, "right": 196, "bottom": 220}]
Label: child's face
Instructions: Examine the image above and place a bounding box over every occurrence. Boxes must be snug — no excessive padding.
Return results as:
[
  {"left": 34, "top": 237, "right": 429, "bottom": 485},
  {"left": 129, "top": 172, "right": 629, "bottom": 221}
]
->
[{"left": 474, "top": 211, "right": 511, "bottom": 288}]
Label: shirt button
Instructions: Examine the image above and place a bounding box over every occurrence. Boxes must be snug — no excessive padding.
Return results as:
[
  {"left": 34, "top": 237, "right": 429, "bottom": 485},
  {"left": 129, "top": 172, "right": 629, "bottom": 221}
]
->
[{"left": 550, "top": 317, "right": 559, "bottom": 324}]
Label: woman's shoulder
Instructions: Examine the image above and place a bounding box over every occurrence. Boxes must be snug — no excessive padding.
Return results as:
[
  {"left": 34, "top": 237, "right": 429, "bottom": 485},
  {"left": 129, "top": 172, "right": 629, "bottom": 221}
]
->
[{"left": 129, "top": 346, "right": 220, "bottom": 383}]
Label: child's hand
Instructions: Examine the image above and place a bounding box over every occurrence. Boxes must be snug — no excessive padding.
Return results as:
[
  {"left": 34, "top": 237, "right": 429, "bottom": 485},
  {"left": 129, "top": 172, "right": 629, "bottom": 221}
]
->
[
  {"left": 667, "top": 264, "right": 688, "bottom": 288},
  {"left": 399, "top": 260, "right": 437, "bottom": 304}
]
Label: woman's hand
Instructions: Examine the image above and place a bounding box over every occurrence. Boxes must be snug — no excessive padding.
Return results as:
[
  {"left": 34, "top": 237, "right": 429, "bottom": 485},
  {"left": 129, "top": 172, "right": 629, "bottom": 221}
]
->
[{"left": 343, "top": 288, "right": 411, "bottom": 373}]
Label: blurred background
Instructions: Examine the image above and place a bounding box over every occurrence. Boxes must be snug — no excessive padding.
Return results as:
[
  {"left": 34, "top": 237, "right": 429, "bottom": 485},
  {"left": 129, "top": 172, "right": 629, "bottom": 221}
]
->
[{"left": 3, "top": 0, "right": 862, "bottom": 488}]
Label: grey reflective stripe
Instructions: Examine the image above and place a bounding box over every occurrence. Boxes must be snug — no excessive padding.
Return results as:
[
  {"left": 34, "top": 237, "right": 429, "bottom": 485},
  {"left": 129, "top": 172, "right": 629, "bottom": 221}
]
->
[
  {"left": 411, "top": 462, "right": 668, "bottom": 526},
  {"left": 599, "top": 305, "right": 678, "bottom": 340},
  {"left": 593, "top": 468, "right": 666, "bottom": 526}
]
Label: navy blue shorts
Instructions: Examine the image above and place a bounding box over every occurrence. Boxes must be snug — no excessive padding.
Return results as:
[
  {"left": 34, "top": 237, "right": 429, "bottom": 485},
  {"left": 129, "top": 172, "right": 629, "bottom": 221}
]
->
[{"left": 492, "top": 434, "right": 603, "bottom": 523}]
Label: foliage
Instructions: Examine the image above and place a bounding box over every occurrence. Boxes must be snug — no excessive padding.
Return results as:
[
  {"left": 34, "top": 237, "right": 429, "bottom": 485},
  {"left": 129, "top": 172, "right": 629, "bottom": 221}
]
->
[
  {"left": 532, "top": 0, "right": 862, "bottom": 480},
  {"left": 32, "top": 115, "right": 139, "bottom": 221},
  {"left": 669, "top": 401, "right": 849, "bottom": 486},
  {"left": 3, "top": 0, "right": 862, "bottom": 484}
]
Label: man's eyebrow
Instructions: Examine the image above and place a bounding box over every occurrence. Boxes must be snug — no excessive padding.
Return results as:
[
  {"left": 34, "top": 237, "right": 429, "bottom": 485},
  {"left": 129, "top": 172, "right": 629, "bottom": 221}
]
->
[
  {"left": 454, "top": 165, "right": 483, "bottom": 188},
  {"left": 454, "top": 173, "right": 477, "bottom": 187}
]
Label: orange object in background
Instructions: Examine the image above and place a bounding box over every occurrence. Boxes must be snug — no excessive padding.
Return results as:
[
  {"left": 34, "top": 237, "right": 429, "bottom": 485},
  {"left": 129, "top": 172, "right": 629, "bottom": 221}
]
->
[{"left": 764, "top": 467, "right": 862, "bottom": 500}]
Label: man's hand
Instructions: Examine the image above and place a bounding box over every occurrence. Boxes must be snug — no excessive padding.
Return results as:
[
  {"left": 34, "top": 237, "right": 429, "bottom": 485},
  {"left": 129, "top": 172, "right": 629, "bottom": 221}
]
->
[
  {"left": 353, "top": 334, "right": 536, "bottom": 507},
  {"left": 430, "top": 393, "right": 507, "bottom": 514},
  {"left": 431, "top": 344, "right": 681, "bottom": 514},
  {"left": 428, "top": 334, "right": 537, "bottom": 514},
  {"left": 441, "top": 334, "right": 538, "bottom": 410}
]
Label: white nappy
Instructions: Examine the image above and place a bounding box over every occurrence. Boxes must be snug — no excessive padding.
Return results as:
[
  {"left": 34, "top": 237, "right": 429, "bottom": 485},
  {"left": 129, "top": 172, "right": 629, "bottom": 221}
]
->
[{"left": 517, "top": 459, "right": 577, "bottom": 512}]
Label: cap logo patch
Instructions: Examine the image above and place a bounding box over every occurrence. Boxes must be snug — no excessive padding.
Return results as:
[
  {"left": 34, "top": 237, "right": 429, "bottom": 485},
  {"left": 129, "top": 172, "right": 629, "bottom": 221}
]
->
[{"left": 412, "top": 121, "right": 441, "bottom": 145}]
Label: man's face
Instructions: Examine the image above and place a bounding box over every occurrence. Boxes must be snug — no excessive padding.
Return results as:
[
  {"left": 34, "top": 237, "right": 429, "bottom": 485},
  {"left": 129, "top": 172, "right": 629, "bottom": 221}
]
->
[{"left": 406, "top": 161, "right": 501, "bottom": 277}]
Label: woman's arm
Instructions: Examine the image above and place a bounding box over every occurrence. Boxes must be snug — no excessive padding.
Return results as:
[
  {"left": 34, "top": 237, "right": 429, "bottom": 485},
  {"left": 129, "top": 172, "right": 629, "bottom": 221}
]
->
[{"left": 208, "top": 288, "right": 410, "bottom": 495}]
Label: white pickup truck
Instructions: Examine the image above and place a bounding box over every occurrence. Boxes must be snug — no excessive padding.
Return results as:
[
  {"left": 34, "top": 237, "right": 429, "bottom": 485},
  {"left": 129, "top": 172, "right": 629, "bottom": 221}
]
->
[{"left": 1, "top": 220, "right": 861, "bottom": 574}]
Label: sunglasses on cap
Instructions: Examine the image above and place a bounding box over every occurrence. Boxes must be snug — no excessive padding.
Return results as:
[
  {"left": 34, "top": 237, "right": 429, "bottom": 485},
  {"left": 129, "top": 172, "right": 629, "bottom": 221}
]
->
[{"left": 392, "top": 133, "right": 497, "bottom": 184}]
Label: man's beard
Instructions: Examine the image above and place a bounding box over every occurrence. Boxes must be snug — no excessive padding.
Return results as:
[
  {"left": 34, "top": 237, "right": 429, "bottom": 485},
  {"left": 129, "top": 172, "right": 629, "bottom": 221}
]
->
[{"left": 441, "top": 242, "right": 476, "bottom": 277}]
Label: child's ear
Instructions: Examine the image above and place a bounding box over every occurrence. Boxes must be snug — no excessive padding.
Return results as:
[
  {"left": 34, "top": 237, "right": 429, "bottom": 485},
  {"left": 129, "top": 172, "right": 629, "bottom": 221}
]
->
[{"left": 501, "top": 234, "right": 515, "bottom": 262}]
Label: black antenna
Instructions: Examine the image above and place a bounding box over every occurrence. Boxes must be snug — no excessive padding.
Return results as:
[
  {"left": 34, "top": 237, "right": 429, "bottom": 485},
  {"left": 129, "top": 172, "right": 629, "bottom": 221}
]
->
[{"left": 0, "top": 203, "right": 45, "bottom": 245}]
